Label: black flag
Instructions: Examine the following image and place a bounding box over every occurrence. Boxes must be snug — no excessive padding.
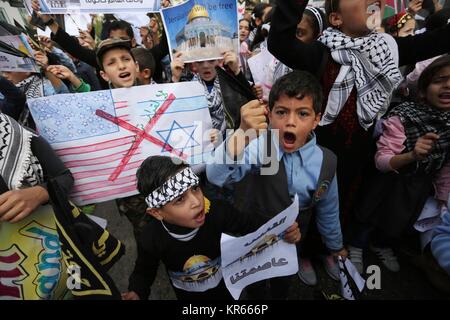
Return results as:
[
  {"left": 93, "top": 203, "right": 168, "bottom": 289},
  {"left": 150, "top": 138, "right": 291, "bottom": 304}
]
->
[{"left": 47, "top": 179, "right": 125, "bottom": 299}]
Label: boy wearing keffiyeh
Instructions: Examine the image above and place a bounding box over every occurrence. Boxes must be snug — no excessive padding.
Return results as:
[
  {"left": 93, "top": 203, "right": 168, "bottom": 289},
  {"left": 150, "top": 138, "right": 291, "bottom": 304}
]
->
[
  {"left": 122, "top": 156, "right": 300, "bottom": 300},
  {"left": 267, "top": 0, "right": 450, "bottom": 230}
]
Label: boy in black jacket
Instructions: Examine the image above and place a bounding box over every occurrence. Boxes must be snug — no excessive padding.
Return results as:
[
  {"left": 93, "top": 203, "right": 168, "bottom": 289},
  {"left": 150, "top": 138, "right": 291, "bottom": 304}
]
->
[{"left": 122, "top": 156, "right": 301, "bottom": 300}]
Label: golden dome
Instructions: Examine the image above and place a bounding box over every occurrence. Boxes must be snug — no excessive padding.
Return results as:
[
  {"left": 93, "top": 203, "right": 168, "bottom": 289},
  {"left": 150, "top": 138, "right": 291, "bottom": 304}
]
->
[
  {"left": 188, "top": 5, "right": 209, "bottom": 23},
  {"left": 183, "top": 255, "right": 210, "bottom": 271}
]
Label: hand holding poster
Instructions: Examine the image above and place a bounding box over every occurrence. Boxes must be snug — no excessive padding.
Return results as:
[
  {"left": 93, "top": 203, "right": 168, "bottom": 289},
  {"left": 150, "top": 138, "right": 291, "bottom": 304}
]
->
[
  {"left": 247, "top": 48, "right": 275, "bottom": 101},
  {"left": 161, "top": 0, "right": 239, "bottom": 63},
  {"left": 0, "top": 35, "right": 39, "bottom": 73},
  {"left": 28, "top": 82, "right": 213, "bottom": 205},
  {"left": 220, "top": 195, "right": 299, "bottom": 300}
]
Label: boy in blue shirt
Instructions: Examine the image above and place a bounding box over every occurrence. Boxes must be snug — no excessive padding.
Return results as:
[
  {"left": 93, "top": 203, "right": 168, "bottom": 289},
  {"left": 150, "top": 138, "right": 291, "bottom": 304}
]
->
[{"left": 206, "top": 71, "right": 347, "bottom": 294}]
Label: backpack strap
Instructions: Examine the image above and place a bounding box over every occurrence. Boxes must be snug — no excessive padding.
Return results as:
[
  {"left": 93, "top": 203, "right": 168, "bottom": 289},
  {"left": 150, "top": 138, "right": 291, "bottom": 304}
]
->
[
  {"left": 297, "top": 146, "right": 337, "bottom": 238},
  {"left": 311, "top": 146, "right": 337, "bottom": 207}
]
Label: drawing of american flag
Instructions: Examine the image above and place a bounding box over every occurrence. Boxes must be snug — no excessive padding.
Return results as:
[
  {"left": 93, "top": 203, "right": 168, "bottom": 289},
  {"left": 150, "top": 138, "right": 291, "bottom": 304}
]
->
[{"left": 28, "top": 82, "right": 212, "bottom": 206}]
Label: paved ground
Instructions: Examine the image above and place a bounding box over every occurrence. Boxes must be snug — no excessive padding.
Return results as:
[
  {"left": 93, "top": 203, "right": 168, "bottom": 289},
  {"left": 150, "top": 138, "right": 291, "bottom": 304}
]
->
[{"left": 94, "top": 201, "right": 450, "bottom": 300}]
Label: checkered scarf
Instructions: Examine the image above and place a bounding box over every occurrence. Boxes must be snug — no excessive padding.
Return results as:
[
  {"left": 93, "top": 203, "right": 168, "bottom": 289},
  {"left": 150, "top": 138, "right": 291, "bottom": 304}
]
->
[
  {"left": 319, "top": 28, "right": 403, "bottom": 130},
  {"left": 389, "top": 102, "right": 450, "bottom": 173},
  {"left": 194, "top": 75, "right": 225, "bottom": 132},
  {"left": 0, "top": 114, "right": 43, "bottom": 190},
  {"left": 16, "top": 75, "right": 44, "bottom": 127},
  {"left": 145, "top": 167, "right": 200, "bottom": 208}
]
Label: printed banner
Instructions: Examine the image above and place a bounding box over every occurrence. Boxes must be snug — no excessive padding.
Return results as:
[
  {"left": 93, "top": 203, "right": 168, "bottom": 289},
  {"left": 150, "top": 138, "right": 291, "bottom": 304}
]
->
[
  {"left": 161, "top": 0, "right": 239, "bottom": 63},
  {"left": 28, "top": 82, "right": 213, "bottom": 205},
  {"left": 29, "top": 0, "right": 160, "bottom": 14},
  {"left": 220, "top": 195, "right": 299, "bottom": 300},
  {"left": 0, "top": 35, "right": 39, "bottom": 73}
]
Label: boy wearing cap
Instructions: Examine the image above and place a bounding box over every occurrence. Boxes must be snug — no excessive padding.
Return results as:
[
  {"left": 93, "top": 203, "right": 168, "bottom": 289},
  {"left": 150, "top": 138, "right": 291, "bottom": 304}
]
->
[
  {"left": 96, "top": 38, "right": 140, "bottom": 88},
  {"left": 122, "top": 155, "right": 301, "bottom": 300},
  {"left": 96, "top": 38, "right": 157, "bottom": 239}
]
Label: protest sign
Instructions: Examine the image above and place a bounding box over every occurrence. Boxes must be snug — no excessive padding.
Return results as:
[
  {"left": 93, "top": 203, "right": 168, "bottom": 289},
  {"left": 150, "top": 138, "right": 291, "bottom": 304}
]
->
[
  {"left": 28, "top": 81, "right": 213, "bottom": 205},
  {"left": 220, "top": 195, "right": 299, "bottom": 300},
  {"left": 0, "top": 205, "right": 69, "bottom": 300},
  {"left": 161, "top": 0, "right": 239, "bottom": 63},
  {"left": 0, "top": 35, "right": 39, "bottom": 73},
  {"left": 29, "top": 0, "right": 160, "bottom": 14}
]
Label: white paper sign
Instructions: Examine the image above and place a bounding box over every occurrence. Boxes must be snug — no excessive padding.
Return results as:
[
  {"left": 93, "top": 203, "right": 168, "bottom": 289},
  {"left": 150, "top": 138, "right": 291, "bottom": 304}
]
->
[
  {"left": 247, "top": 48, "right": 277, "bottom": 100},
  {"left": 338, "top": 257, "right": 365, "bottom": 300},
  {"left": 220, "top": 195, "right": 299, "bottom": 300},
  {"left": 64, "top": 14, "right": 91, "bottom": 36}
]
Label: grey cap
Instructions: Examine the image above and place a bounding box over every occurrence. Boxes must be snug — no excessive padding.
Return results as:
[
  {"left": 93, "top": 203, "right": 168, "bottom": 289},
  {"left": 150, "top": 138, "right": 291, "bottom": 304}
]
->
[{"left": 96, "top": 37, "right": 132, "bottom": 67}]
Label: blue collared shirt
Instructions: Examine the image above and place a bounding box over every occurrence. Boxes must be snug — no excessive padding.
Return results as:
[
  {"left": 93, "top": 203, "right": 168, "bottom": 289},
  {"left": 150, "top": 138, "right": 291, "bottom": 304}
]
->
[{"left": 206, "top": 131, "right": 343, "bottom": 251}]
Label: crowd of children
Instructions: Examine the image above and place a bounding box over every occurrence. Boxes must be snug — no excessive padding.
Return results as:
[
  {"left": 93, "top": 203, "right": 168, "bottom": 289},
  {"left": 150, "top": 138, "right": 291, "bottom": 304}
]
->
[{"left": 0, "top": 0, "right": 449, "bottom": 300}]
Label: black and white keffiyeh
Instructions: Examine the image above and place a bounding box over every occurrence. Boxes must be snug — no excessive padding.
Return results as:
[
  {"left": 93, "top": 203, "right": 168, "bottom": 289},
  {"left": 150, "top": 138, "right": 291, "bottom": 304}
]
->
[
  {"left": 16, "top": 75, "right": 44, "bottom": 100},
  {"left": 194, "top": 75, "right": 226, "bottom": 132},
  {"left": 0, "top": 113, "right": 43, "bottom": 190},
  {"left": 16, "top": 75, "right": 44, "bottom": 127},
  {"left": 145, "top": 167, "right": 200, "bottom": 208},
  {"left": 388, "top": 102, "right": 450, "bottom": 173},
  {"left": 271, "top": 59, "right": 293, "bottom": 83},
  {"left": 318, "top": 28, "right": 403, "bottom": 130}
]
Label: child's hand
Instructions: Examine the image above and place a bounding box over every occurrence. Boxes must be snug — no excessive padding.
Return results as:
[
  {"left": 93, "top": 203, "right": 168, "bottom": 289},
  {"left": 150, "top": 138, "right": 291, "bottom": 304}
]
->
[
  {"left": 209, "top": 129, "right": 221, "bottom": 145},
  {"left": 121, "top": 291, "right": 140, "bottom": 300},
  {"left": 412, "top": 132, "right": 439, "bottom": 161},
  {"left": 38, "top": 36, "right": 53, "bottom": 51},
  {"left": 47, "top": 65, "right": 74, "bottom": 80},
  {"left": 253, "top": 83, "right": 263, "bottom": 100},
  {"left": 79, "top": 30, "right": 95, "bottom": 50},
  {"left": 161, "top": 0, "right": 171, "bottom": 8},
  {"left": 239, "top": 99, "right": 268, "bottom": 134},
  {"left": 31, "top": 0, "right": 54, "bottom": 24},
  {"left": 34, "top": 51, "right": 49, "bottom": 70},
  {"left": 282, "top": 222, "right": 301, "bottom": 244},
  {"left": 0, "top": 186, "right": 49, "bottom": 223},
  {"left": 408, "top": 0, "right": 423, "bottom": 15},
  {"left": 171, "top": 51, "right": 185, "bottom": 82},
  {"left": 222, "top": 51, "right": 240, "bottom": 76}
]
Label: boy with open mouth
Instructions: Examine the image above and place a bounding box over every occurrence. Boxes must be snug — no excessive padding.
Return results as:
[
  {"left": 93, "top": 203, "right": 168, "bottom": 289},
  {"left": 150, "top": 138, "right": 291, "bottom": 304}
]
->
[
  {"left": 207, "top": 71, "right": 346, "bottom": 298},
  {"left": 122, "top": 156, "right": 300, "bottom": 300}
]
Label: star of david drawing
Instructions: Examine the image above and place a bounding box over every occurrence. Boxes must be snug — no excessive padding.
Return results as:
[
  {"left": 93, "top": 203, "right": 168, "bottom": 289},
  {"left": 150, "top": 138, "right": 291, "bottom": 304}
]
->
[{"left": 156, "top": 120, "right": 200, "bottom": 154}]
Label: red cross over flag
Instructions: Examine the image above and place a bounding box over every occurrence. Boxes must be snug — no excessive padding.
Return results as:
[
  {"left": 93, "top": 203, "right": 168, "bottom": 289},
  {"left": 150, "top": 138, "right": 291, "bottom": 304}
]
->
[{"left": 28, "top": 82, "right": 213, "bottom": 205}]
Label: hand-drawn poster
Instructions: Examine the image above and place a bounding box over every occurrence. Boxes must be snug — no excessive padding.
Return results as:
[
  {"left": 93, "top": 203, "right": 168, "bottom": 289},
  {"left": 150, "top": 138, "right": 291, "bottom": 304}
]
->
[
  {"left": 30, "top": 0, "right": 160, "bottom": 14},
  {"left": 248, "top": 48, "right": 293, "bottom": 102},
  {"left": 161, "top": 0, "right": 239, "bottom": 63},
  {"left": 28, "top": 82, "right": 213, "bottom": 206},
  {"left": 0, "top": 205, "right": 69, "bottom": 300},
  {"left": 220, "top": 195, "right": 299, "bottom": 300},
  {"left": 247, "top": 48, "right": 276, "bottom": 101},
  {"left": 0, "top": 35, "right": 39, "bottom": 73}
]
